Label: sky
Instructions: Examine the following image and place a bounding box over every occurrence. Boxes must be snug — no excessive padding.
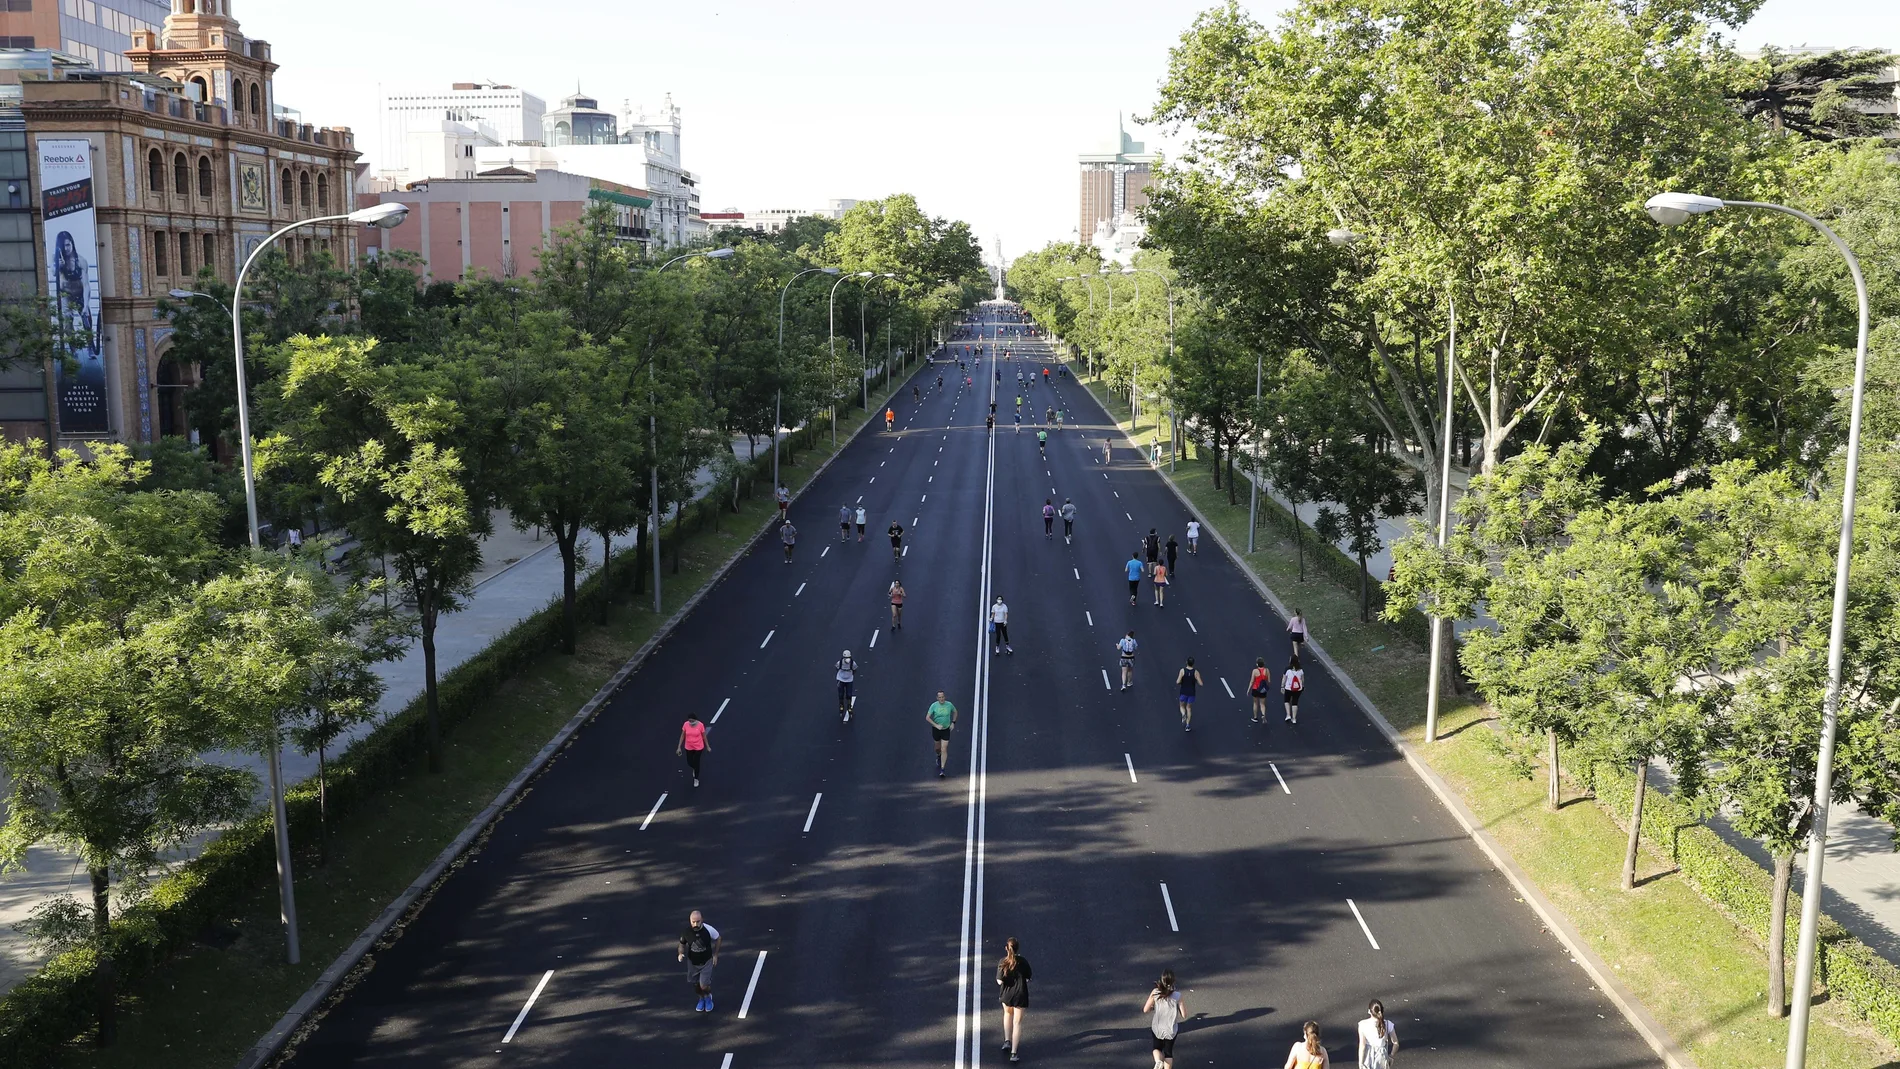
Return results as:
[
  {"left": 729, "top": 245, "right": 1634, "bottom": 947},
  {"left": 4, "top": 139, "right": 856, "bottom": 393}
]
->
[{"left": 258, "top": 0, "right": 1899, "bottom": 266}]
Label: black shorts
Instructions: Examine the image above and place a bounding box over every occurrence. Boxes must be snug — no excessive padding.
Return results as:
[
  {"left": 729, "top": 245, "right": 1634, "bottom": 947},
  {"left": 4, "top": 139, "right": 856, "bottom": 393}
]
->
[
  {"left": 1283, "top": 689, "right": 1301, "bottom": 706},
  {"left": 931, "top": 726, "right": 953, "bottom": 742},
  {"left": 1152, "top": 1035, "right": 1176, "bottom": 1057}
]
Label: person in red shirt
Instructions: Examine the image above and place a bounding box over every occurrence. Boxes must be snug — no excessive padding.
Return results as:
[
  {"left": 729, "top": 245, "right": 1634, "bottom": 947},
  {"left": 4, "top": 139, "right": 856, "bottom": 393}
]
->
[{"left": 677, "top": 715, "right": 711, "bottom": 787}]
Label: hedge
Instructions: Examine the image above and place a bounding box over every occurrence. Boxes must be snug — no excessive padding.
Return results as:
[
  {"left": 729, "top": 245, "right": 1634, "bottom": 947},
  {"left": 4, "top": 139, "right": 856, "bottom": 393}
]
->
[{"left": 0, "top": 403, "right": 860, "bottom": 1066}]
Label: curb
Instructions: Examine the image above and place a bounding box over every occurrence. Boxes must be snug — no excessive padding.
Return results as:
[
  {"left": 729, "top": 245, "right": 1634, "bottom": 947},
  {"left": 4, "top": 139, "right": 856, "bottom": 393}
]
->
[
  {"left": 236, "top": 374, "right": 920, "bottom": 1069},
  {"left": 1072, "top": 376, "right": 1696, "bottom": 1069}
]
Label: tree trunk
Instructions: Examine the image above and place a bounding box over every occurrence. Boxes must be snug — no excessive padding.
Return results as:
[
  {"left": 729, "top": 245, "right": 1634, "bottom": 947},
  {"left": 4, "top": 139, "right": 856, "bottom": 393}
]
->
[
  {"left": 557, "top": 528, "right": 579, "bottom": 655},
  {"left": 422, "top": 599, "right": 442, "bottom": 774},
  {"left": 91, "top": 864, "right": 115, "bottom": 1044},
  {"left": 316, "top": 742, "right": 330, "bottom": 863},
  {"left": 1210, "top": 440, "right": 1223, "bottom": 490},
  {"left": 671, "top": 498, "right": 685, "bottom": 575},
  {"left": 601, "top": 529, "right": 614, "bottom": 611},
  {"left": 1622, "top": 758, "right": 1649, "bottom": 890},
  {"left": 1546, "top": 729, "right": 1560, "bottom": 810},
  {"left": 1769, "top": 849, "right": 1794, "bottom": 1016},
  {"left": 1293, "top": 500, "right": 1307, "bottom": 581},
  {"left": 1357, "top": 550, "right": 1370, "bottom": 621},
  {"left": 1226, "top": 445, "right": 1238, "bottom": 506}
]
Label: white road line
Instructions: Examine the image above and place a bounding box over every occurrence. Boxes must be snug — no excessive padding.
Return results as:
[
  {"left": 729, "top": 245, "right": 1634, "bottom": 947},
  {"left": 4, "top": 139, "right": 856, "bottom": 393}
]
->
[
  {"left": 795, "top": 583, "right": 806, "bottom": 597},
  {"left": 1114, "top": 491, "right": 1120, "bottom": 498},
  {"left": 1101, "top": 669, "right": 1112, "bottom": 690},
  {"left": 1126, "top": 512, "right": 1133, "bottom": 521},
  {"left": 1348, "top": 899, "right": 1381, "bottom": 949},
  {"left": 1271, "top": 762, "right": 1291, "bottom": 794},
  {"left": 1186, "top": 617, "right": 1198, "bottom": 633},
  {"left": 821, "top": 546, "right": 830, "bottom": 558},
  {"left": 640, "top": 793, "right": 668, "bottom": 831},
  {"left": 803, "top": 793, "right": 823, "bottom": 833},
  {"left": 1160, "top": 883, "right": 1180, "bottom": 932},
  {"left": 760, "top": 630, "right": 775, "bottom": 648},
  {"left": 721, "top": 1055, "right": 733, "bottom": 1069},
  {"left": 738, "top": 951, "right": 768, "bottom": 1018},
  {"left": 1085, "top": 611, "right": 1094, "bottom": 626},
  {"left": 1124, "top": 754, "right": 1138, "bottom": 783},
  {"left": 929, "top": 476, "right": 933, "bottom": 483},
  {"left": 1104, "top": 472, "right": 1109, "bottom": 479},
  {"left": 1073, "top": 567, "right": 1080, "bottom": 579},
  {"left": 954, "top": 403, "right": 1000, "bottom": 1069},
  {"left": 903, "top": 545, "right": 909, "bottom": 557},
  {"left": 711, "top": 698, "right": 730, "bottom": 724},
  {"left": 921, "top": 494, "right": 928, "bottom": 502},
  {"left": 881, "top": 461, "right": 886, "bottom": 467},
  {"left": 501, "top": 969, "right": 554, "bottom": 1043},
  {"left": 870, "top": 477, "right": 876, "bottom": 484},
  {"left": 913, "top": 516, "right": 919, "bottom": 525},
  {"left": 857, "top": 495, "right": 863, "bottom": 503},
  {"left": 1221, "top": 677, "right": 1235, "bottom": 698},
  {"left": 870, "top": 629, "right": 879, "bottom": 648}
]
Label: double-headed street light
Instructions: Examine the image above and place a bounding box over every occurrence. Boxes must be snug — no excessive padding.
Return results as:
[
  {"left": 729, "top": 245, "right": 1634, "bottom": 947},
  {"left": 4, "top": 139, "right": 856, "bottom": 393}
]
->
[
  {"left": 776, "top": 266, "right": 842, "bottom": 494},
  {"left": 1646, "top": 191, "right": 1871, "bottom": 1069},
  {"left": 648, "top": 246, "right": 737, "bottom": 614}
]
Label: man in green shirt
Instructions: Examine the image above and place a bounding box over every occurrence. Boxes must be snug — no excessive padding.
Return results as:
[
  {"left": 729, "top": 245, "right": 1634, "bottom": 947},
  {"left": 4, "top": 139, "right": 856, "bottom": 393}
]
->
[{"left": 926, "top": 691, "right": 958, "bottom": 778}]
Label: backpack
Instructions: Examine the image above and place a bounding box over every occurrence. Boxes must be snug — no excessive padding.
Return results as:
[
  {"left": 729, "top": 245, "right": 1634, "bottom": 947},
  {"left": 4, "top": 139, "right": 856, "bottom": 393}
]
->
[
  {"left": 1250, "top": 670, "right": 1271, "bottom": 697},
  {"left": 1288, "top": 671, "right": 1304, "bottom": 692}
]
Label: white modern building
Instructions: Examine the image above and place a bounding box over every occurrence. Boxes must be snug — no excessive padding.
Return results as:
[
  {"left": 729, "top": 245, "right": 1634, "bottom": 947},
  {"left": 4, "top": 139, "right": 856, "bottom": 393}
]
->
[
  {"left": 379, "top": 82, "right": 546, "bottom": 173},
  {"left": 702, "top": 199, "right": 859, "bottom": 234}
]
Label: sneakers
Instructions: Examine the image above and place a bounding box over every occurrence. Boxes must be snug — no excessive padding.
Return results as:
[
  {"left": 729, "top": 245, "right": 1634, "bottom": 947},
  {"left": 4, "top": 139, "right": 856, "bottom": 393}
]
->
[
  {"left": 695, "top": 995, "right": 709, "bottom": 1012},
  {"left": 1005, "top": 645, "right": 1014, "bottom": 655},
  {"left": 703, "top": 997, "right": 713, "bottom": 1012},
  {"left": 692, "top": 777, "right": 700, "bottom": 787},
  {"left": 1001, "top": 1041, "right": 1013, "bottom": 1053},
  {"left": 843, "top": 710, "right": 852, "bottom": 723}
]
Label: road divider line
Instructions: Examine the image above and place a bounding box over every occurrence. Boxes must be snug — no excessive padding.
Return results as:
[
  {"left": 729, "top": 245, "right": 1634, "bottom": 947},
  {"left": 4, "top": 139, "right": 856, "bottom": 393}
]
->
[
  {"left": 738, "top": 951, "right": 768, "bottom": 1018},
  {"left": 929, "top": 476, "right": 933, "bottom": 483},
  {"left": 1101, "top": 669, "right": 1112, "bottom": 690},
  {"left": 1220, "top": 677, "right": 1234, "bottom": 698},
  {"left": 711, "top": 698, "right": 730, "bottom": 724},
  {"left": 1271, "top": 762, "right": 1290, "bottom": 794},
  {"left": 921, "top": 494, "right": 928, "bottom": 502},
  {"left": 1126, "top": 512, "right": 1133, "bottom": 521},
  {"left": 1347, "top": 899, "right": 1381, "bottom": 949},
  {"left": 870, "top": 477, "right": 876, "bottom": 484},
  {"left": 913, "top": 516, "right": 919, "bottom": 525},
  {"left": 501, "top": 969, "right": 554, "bottom": 1043},
  {"left": 803, "top": 793, "right": 823, "bottom": 833},
  {"left": 1073, "top": 567, "right": 1080, "bottom": 580},
  {"left": 903, "top": 545, "right": 910, "bottom": 556},
  {"left": 721, "top": 1055, "right": 733, "bottom": 1069},
  {"left": 1114, "top": 491, "right": 1120, "bottom": 498},
  {"left": 795, "top": 583, "right": 806, "bottom": 597},
  {"left": 1125, "top": 754, "right": 1138, "bottom": 783},
  {"left": 857, "top": 495, "right": 863, "bottom": 503},
  {"left": 1160, "top": 883, "right": 1180, "bottom": 932},
  {"left": 640, "top": 793, "right": 668, "bottom": 831},
  {"left": 1185, "top": 616, "right": 1198, "bottom": 633},
  {"left": 1085, "top": 611, "right": 1093, "bottom": 627},
  {"left": 870, "top": 629, "right": 879, "bottom": 648},
  {"left": 821, "top": 546, "right": 829, "bottom": 558},
  {"left": 760, "top": 630, "right": 775, "bottom": 649}
]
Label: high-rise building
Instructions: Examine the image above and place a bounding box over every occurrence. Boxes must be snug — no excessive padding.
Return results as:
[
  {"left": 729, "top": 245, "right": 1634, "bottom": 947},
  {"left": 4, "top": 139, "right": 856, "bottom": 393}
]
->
[
  {"left": 379, "top": 82, "right": 546, "bottom": 176},
  {"left": 0, "top": 0, "right": 167, "bottom": 71},
  {"left": 1078, "top": 117, "right": 1156, "bottom": 247}
]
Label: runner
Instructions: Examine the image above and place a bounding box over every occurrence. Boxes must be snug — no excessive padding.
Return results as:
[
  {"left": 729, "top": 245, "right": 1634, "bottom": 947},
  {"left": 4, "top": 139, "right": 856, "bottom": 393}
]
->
[
  {"left": 855, "top": 505, "right": 867, "bottom": 542},
  {"left": 839, "top": 504, "right": 853, "bottom": 542},
  {"left": 1175, "top": 657, "right": 1203, "bottom": 731},
  {"left": 1042, "top": 499, "right": 1056, "bottom": 539},
  {"left": 1186, "top": 519, "right": 1200, "bottom": 555},
  {"left": 1282, "top": 654, "right": 1306, "bottom": 724},
  {"left": 679, "top": 911, "right": 722, "bottom": 1012},
  {"left": 927, "top": 690, "right": 958, "bottom": 777},
  {"left": 889, "top": 579, "right": 906, "bottom": 630},
  {"left": 914, "top": 385, "right": 921, "bottom": 403},
  {"left": 837, "top": 648, "right": 860, "bottom": 722},
  {"left": 1144, "top": 529, "right": 1161, "bottom": 576},
  {"left": 1037, "top": 428, "right": 1048, "bottom": 458},
  {"left": 1152, "top": 560, "right": 1170, "bottom": 607},
  {"left": 1060, "top": 499, "right": 1076, "bottom": 543},
  {"left": 885, "top": 406, "right": 895, "bottom": 431},
  {"left": 1358, "top": 999, "right": 1399, "bottom": 1069},
  {"left": 1165, "top": 534, "right": 1179, "bottom": 576},
  {"left": 1144, "top": 970, "right": 1186, "bottom": 1069},
  {"left": 1249, "top": 657, "right": 1273, "bottom": 723},
  {"left": 1283, "top": 1022, "right": 1328, "bottom": 1069},
  {"left": 1117, "top": 630, "right": 1139, "bottom": 690},
  {"left": 1126, "top": 552, "right": 1144, "bottom": 606},
  {"left": 1287, "top": 608, "right": 1308, "bottom": 653},
  {"left": 996, "top": 937, "right": 1032, "bottom": 1064},
  {"left": 781, "top": 519, "right": 798, "bottom": 563},
  {"left": 1045, "top": 406, "right": 1055, "bottom": 426},
  {"left": 990, "top": 595, "right": 1012, "bottom": 655},
  {"left": 1014, "top": 409, "right": 1022, "bottom": 432},
  {"left": 776, "top": 484, "right": 790, "bottom": 521},
  {"left": 888, "top": 521, "right": 905, "bottom": 563},
  {"left": 676, "top": 714, "right": 710, "bottom": 787},
  {"left": 987, "top": 414, "right": 996, "bottom": 431}
]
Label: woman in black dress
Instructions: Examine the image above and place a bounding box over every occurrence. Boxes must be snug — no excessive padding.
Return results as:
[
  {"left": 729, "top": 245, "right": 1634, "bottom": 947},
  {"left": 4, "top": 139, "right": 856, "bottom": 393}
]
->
[{"left": 996, "top": 936, "right": 1031, "bottom": 1063}]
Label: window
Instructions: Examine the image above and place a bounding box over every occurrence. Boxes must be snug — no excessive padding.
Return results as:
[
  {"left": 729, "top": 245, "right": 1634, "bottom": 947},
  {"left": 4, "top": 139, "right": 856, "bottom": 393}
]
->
[
  {"left": 298, "top": 171, "right": 309, "bottom": 207},
  {"left": 3, "top": 1, "right": 33, "bottom": 12},
  {"left": 316, "top": 173, "right": 327, "bottom": 210},
  {"left": 201, "top": 233, "right": 214, "bottom": 273},
  {"left": 172, "top": 152, "right": 188, "bottom": 196},
  {"left": 230, "top": 78, "right": 242, "bottom": 113},
  {"left": 147, "top": 147, "right": 163, "bottom": 194},
  {"left": 196, "top": 155, "right": 212, "bottom": 198},
  {"left": 153, "top": 230, "right": 168, "bottom": 275},
  {"left": 190, "top": 76, "right": 209, "bottom": 103},
  {"left": 280, "top": 168, "right": 291, "bottom": 206},
  {"left": 176, "top": 231, "right": 190, "bottom": 275},
  {"left": 1, "top": 36, "right": 35, "bottom": 48},
  {"left": 250, "top": 83, "right": 261, "bottom": 115}
]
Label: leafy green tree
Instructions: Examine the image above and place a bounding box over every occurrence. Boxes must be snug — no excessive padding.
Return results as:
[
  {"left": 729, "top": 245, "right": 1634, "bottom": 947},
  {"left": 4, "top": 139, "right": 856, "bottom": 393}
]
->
[
  {"left": 1313, "top": 422, "right": 1423, "bottom": 621},
  {"left": 1738, "top": 48, "right": 1899, "bottom": 141},
  {"left": 1257, "top": 354, "right": 1347, "bottom": 581},
  {"left": 1167, "top": 306, "right": 1258, "bottom": 500}
]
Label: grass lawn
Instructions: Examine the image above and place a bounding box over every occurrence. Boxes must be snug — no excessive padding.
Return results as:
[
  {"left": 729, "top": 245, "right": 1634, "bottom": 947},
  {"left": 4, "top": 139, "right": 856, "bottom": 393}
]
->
[
  {"left": 59, "top": 394, "right": 899, "bottom": 1069},
  {"left": 1075, "top": 370, "right": 1900, "bottom": 1069}
]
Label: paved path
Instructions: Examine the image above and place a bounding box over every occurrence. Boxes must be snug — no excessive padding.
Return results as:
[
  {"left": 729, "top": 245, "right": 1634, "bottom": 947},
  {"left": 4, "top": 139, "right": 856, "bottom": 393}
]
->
[{"left": 284, "top": 305, "right": 1650, "bottom": 1068}]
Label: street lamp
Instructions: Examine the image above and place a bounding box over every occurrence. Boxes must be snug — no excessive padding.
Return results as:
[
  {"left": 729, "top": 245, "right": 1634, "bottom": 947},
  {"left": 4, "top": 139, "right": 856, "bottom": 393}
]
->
[
  {"left": 829, "top": 271, "right": 873, "bottom": 446},
  {"left": 859, "top": 272, "right": 899, "bottom": 411},
  {"left": 1124, "top": 268, "right": 1175, "bottom": 470},
  {"left": 1646, "top": 190, "right": 1871, "bottom": 1069},
  {"left": 647, "top": 246, "right": 736, "bottom": 614},
  {"left": 776, "top": 266, "right": 841, "bottom": 496},
  {"left": 223, "top": 197, "right": 409, "bottom": 966}
]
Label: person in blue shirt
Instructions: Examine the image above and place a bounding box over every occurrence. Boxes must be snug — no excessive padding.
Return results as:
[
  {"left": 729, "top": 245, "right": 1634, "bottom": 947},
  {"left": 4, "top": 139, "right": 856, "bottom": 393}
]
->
[{"left": 1126, "top": 553, "right": 1145, "bottom": 606}]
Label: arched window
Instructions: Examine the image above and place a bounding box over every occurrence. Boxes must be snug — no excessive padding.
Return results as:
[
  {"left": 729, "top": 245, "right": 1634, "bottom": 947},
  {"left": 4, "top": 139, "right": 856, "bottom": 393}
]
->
[
  {"left": 147, "top": 148, "right": 164, "bottom": 194},
  {"left": 197, "top": 155, "right": 213, "bottom": 198},
  {"left": 152, "top": 230, "right": 169, "bottom": 275},
  {"left": 176, "top": 232, "right": 191, "bottom": 276},
  {"left": 249, "top": 82, "right": 261, "bottom": 115},
  {"left": 201, "top": 233, "right": 215, "bottom": 274},
  {"left": 281, "top": 168, "right": 291, "bottom": 206},
  {"left": 298, "top": 171, "right": 310, "bottom": 207},
  {"left": 190, "top": 75, "right": 208, "bottom": 103},
  {"left": 173, "top": 152, "right": 188, "bottom": 196},
  {"left": 156, "top": 352, "right": 187, "bottom": 438},
  {"left": 316, "top": 173, "right": 328, "bottom": 210}
]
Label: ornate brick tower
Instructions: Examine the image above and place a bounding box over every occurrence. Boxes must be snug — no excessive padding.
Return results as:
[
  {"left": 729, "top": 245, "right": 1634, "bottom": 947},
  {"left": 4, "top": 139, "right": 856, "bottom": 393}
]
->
[{"left": 125, "top": 0, "right": 277, "bottom": 134}]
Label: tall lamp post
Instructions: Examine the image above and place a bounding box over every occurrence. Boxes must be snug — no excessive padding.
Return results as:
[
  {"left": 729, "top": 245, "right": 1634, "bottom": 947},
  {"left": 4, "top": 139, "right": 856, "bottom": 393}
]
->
[
  {"left": 1646, "top": 191, "right": 1871, "bottom": 1069},
  {"left": 775, "top": 266, "right": 841, "bottom": 496},
  {"left": 859, "top": 272, "right": 898, "bottom": 410},
  {"left": 1124, "top": 267, "right": 1174, "bottom": 467},
  {"left": 221, "top": 199, "right": 411, "bottom": 965},
  {"left": 648, "top": 247, "right": 736, "bottom": 614},
  {"left": 829, "top": 271, "right": 872, "bottom": 446}
]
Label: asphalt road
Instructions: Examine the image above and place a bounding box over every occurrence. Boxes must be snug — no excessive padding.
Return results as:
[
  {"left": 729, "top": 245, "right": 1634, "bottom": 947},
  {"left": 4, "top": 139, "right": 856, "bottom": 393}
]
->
[{"left": 282, "top": 305, "right": 1659, "bottom": 1069}]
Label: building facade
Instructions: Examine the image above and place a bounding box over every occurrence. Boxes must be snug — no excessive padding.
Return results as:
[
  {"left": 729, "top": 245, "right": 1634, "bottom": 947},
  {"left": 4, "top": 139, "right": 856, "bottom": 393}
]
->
[
  {"left": 357, "top": 168, "right": 650, "bottom": 282},
  {"left": 1078, "top": 118, "right": 1154, "bottom": 248},
  {"left": 9, "top": 0, "right": 358, "bottom": 446},
  {"left": 379, "top": 81, "right": 544, "bottom": 172},
  {"left": 702, "top": 199, "right": 858, "bottom": 235},
  {"left": 0, "top": 0, "right": 167, "bottom": 71}
]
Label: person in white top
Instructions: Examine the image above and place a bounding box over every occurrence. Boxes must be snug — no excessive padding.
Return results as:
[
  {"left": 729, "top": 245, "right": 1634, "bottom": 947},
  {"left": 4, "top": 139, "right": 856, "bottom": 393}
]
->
[
  {"left": 1142, "top": 969, "right": 1187, "bottom": 1069},
  {"left": 1287, "top": 608, "right": 1308, "bottom": 650},
  {"left": 1185, "top": 519, "right": 1200, "bottom": 555},
  {"left": 855, "top": 505, "right": 867, "bottom": 541},
  {"left": 1357, "top": 999, "right": 1399, "bottom": 1068},
  {"left": 1282, "top": 654, "right": 1306, "bottom": 724},
  {"left": 991, "top": 596, "right": 1012, "bottom": 655}
]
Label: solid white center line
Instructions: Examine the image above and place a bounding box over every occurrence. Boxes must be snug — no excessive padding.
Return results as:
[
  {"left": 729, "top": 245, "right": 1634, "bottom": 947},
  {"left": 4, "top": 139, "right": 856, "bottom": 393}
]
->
[
  {"left": 795, "top": 583, "right": 806, "bottom": 597},
  {"left": 760, "top": 630, "right": 775, "bottom": 649},
  {"left": 1124, "top": 754, "right": 1138, "bottom": 783},
  {"left": 738, "top": 951, "right": 768, "bottom": 1018},
  {"left": 640, "top": 793, "right": 668, "bottom": 831},
  {"left": 821, "top": 546, "right": 830, "bottom": 558},
  {"left": 1348, "top": 899, "right": 1381, "bottom": 949},
  {"left": 1101, "top": 668, "right": 1112, "bottom": 690},
  {"left": 1185, "top": 617, "right": 1198, "bottom": 633},
  {"left": 1085, "top": 610, "right": 1094, "bottom": 627},
  {"left": 1271, "top": 762, "right": 1291, "bottom": 794},
  {"left": 1220, "top": 677, "right": 1235, "bottom": 698},
  {"left": 803, "top": 793, "right": 823, "bottom": 833},
  {"left": 501, "top": 969, "right": 554, "bottom": 1043},
  {"left": 1160, "top": 883, "right": 1180, "bottom": 932},
  {"left": 870, "top": 629, "right": 879, "bottom": 648},
  {"left": 711, "top": 698, "right": 731, "bottom": 724}
]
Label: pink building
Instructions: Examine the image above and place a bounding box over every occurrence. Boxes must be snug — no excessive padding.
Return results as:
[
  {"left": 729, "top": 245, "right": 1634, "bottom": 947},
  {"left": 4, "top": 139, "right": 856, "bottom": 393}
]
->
[{"left": 357, "top": 169, "right": 652, "bottom": 282}]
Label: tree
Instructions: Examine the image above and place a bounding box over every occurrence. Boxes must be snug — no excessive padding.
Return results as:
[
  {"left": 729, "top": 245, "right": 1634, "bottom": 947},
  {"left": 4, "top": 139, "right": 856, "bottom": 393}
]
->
[
  {"left": 1167, "top": 306, "right": 1258, "bottom": 501},
  {"left": 1257, "top": 355, "right": 1345, "bottom": 581},
  {"left": 1313, "top": 426, "right": 1423, "bottom": 621},
  {"left": 0, "top": 442, "right": 254, "bottom": 1042},
  {"left": 1737, "top": 48, "right": 1900, "bottom": 142}
]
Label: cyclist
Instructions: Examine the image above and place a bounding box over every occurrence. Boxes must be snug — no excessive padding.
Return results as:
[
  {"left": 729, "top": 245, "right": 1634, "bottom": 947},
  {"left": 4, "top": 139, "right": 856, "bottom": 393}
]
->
[{"left": 836, "top": 649, "right": 860, "bottom": 722}]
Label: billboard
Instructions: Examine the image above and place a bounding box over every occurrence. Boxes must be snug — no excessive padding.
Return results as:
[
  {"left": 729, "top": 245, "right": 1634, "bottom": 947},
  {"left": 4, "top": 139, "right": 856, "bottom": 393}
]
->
[{"left": 38, "top": 139, "right": 108, "bottom": 434}]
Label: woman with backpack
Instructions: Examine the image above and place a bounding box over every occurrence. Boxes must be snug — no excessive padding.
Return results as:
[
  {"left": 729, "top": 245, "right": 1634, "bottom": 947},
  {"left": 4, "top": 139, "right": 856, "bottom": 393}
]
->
[
  {"left": 1249, "top": 656, "right": 1273, "bottom": 723},
  {"left": 1282, "top": 654, "right": 1306, "bottom": 724},
  {"left": 1143, "top": 969, "right": 1187, "bottom": 1069}
]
